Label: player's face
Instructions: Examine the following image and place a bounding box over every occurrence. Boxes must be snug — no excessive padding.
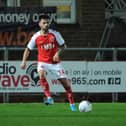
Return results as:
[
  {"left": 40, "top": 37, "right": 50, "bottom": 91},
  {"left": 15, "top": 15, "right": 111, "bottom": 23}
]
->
[{"left": 39, "top": 19, "right": 50, "bottom": 31}]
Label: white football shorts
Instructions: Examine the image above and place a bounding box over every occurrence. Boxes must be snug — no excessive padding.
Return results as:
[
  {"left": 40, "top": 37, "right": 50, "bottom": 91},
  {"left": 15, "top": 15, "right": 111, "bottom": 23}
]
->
[{"left": 37, "top": 62, "right": 67, "bottom": 79}]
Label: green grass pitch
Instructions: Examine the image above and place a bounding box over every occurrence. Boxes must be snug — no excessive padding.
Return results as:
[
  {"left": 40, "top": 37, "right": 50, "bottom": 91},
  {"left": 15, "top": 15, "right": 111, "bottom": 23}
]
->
[{"left": 0, "top": 103, "right": 126, "bottom": 126}]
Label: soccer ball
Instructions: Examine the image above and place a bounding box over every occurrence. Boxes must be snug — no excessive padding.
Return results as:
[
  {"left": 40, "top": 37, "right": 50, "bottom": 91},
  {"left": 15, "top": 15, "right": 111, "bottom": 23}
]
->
[{"left": 78, "top": 100, "right": 92, "bottom": 112}]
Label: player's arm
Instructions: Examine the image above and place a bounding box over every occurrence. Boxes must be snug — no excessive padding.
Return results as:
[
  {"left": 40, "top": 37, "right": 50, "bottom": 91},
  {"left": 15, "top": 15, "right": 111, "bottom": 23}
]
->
[
  {"left": 57, "top": 43, "right": 66, "bottom": 56},
  {"left": 53, "top": 44, "right": 66, "bottom": 62},
  {"left": 20, "top": 34, "right": 36, "bottom": 69},
  {"left": 53, "top": 30, "right": 66, "bottom": 62},
  {"left": 20, "top": 48, "right": 31, "bottom": 69}
]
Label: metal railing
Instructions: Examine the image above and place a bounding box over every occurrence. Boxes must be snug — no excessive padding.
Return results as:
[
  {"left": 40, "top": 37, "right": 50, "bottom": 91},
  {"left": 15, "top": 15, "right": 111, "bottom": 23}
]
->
[
  {"left": 105, "top": 0, "right": 126, "bottom": 10},
  {"left": 1, "top": 47, "right": 126, "bottom": 61},
  {"left": 1, "top": 47, "right": 126, "bottom": 103}
]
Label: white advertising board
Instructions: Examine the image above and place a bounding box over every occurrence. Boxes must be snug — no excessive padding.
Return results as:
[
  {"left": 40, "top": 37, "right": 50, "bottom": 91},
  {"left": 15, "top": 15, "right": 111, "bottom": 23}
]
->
[{"left": 0, "top": 61, "right": 126, "bottom": 93}]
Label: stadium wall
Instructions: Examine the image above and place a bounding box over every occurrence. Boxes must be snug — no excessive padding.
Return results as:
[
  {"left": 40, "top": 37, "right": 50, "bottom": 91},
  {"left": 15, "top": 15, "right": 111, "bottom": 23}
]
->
[
  {"left": 58, "top": 0, "right": 105, "bottom": 48},
  {"left": 56, "top": 0, "right": 105, "bottom": 60}
]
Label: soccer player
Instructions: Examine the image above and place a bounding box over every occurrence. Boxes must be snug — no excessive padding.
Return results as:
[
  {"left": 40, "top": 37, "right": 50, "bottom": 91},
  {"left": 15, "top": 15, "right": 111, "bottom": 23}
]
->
[{"left": 20, "top": 14, "right": 76, "bottom": 111}]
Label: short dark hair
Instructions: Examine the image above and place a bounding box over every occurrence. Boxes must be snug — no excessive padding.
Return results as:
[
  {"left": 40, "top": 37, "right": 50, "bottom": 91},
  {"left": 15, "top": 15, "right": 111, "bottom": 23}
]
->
[{"left": 39, "top": 14, "right": 50, "bottom": 21}]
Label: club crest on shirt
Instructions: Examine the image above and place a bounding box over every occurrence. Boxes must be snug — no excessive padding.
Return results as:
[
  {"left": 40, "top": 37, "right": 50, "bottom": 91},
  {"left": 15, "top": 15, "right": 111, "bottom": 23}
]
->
[{"left": 49, "top": 35, "right": 55, "bottom": 42}]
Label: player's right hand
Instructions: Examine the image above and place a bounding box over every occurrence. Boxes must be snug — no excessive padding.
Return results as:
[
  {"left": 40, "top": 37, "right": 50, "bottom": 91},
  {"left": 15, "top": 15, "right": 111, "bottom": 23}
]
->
[{"left": 20, "top": 62, "right": 26, "bottom": 69}]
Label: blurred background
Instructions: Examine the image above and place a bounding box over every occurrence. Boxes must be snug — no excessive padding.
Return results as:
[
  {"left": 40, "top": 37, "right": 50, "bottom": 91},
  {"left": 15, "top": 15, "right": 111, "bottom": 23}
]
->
[{"left": 0, "top": 0, "right": 126, "bottom": 103}]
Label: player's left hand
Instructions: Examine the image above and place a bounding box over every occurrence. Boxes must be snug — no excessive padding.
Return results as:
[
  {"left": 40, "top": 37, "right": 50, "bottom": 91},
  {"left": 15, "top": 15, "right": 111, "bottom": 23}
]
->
[{"left": 53, "top": 52, "right": 60, "bottom": 62}]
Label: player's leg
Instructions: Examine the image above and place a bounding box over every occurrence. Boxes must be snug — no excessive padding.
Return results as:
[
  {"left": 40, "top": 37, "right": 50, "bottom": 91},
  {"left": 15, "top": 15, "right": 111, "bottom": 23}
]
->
[
  {"left": 58, "top": 78, "right": 76, "bottom": 111},
  {"left": 38, "top": 63, "right": 54, "bottom": 105},
  {"left": 49, "top": 63, "right": 76, "bottom": 111},
  {"left": 38, "top": 70, "right": 50, "bottom": 97}
]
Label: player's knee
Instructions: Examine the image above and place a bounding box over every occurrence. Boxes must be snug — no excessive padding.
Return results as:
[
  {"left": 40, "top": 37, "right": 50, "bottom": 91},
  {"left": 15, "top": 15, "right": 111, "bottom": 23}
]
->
[{"left": 38, "top": 70, "right": 46, "bottom": 79}]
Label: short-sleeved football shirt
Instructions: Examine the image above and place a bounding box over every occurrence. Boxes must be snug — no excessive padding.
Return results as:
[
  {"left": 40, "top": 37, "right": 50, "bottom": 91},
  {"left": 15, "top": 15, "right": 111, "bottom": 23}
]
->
[{"left": 27, "top": 29, "right": 65, "bottom": 63}]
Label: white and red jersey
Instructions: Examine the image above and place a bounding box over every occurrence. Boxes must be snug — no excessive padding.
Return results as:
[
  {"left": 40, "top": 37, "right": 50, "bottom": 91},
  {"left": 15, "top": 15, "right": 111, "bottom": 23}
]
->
[{"left": 27, "top": 29, "right": 65, "bottom": 63}]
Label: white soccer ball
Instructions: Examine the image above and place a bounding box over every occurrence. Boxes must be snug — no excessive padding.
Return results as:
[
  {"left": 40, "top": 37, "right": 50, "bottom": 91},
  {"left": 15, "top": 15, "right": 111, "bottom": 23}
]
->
[{"left": 78, "top": 100, "right": 92, "bottom": 112}]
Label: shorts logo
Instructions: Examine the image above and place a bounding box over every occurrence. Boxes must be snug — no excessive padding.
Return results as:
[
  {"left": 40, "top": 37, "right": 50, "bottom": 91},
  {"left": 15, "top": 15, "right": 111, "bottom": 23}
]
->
[{"left": 26, "top": 63, "right": 40, "bottom": 87}]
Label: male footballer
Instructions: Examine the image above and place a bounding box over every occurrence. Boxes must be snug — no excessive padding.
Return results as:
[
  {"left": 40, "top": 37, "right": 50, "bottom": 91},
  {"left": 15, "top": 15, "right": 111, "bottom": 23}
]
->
[{"left": 20, "top": 14, "right": 76, "bottom": 111}]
